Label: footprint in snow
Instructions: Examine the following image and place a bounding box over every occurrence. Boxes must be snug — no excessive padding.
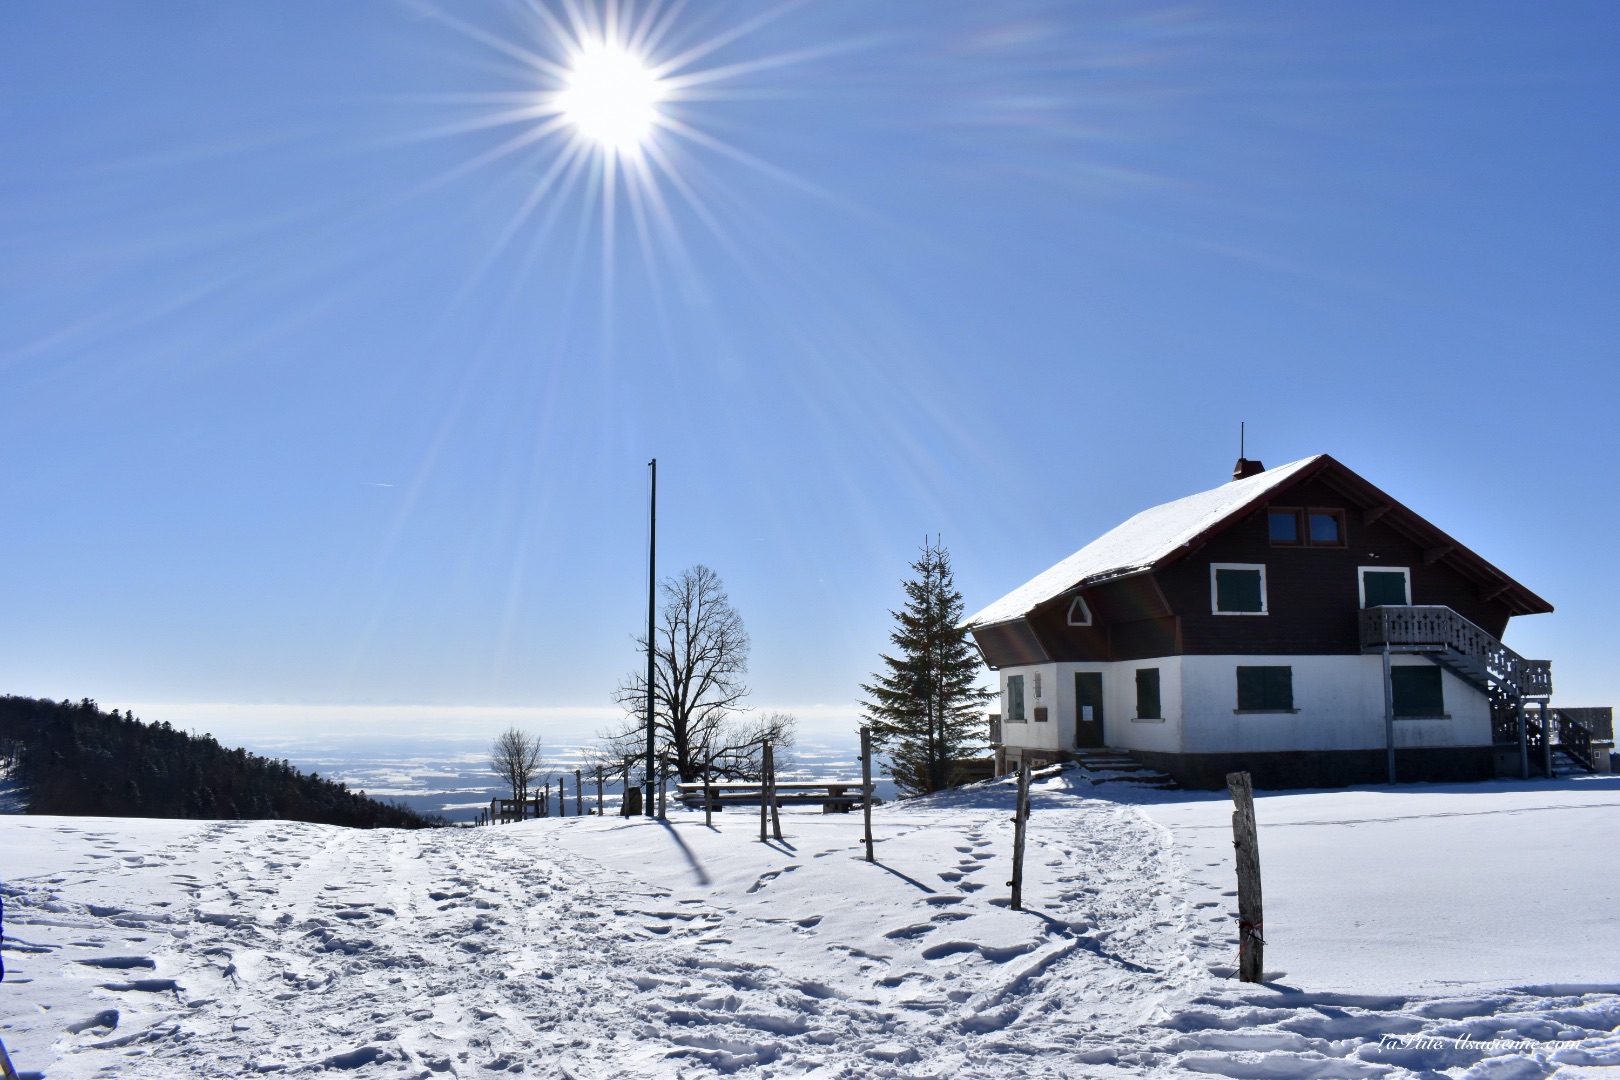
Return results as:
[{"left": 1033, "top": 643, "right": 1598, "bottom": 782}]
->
[{"left": 745, "top": 865, "right": 800, "bottom": 893}]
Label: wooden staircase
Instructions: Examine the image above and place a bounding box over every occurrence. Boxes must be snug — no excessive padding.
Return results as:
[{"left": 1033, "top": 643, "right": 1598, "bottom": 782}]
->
[{"left": 1362, "top": 605, "right": 1603, "bottom": 775}]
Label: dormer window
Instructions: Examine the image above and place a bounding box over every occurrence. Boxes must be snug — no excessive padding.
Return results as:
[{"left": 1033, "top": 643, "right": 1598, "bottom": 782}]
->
[
  {"left": 1066, "top": 595, "right": 1092, "bottom": 626},
  {"left": 1212, "top": 563, "right": 1267, "bottom": 614}
]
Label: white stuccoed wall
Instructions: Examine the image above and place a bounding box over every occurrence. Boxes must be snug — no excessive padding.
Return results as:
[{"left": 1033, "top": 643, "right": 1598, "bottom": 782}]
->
[
  {"left": 1179, "top": 654, "right": 1489, "bottom": 753},
  {"left": 1106, "top": 658, "right": 1184, "bottom": 754},
  {"left": 996, "top": 664, "right": 1065, "bottom": 752},
  {"left": 998, "top": 655, "right": 1491, "bottom": 756}
]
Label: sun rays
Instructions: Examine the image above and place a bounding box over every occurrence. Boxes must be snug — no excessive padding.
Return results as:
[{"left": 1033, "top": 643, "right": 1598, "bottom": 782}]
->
[{"left": 401, "top": 0, "right": 833, "bottom": 322}]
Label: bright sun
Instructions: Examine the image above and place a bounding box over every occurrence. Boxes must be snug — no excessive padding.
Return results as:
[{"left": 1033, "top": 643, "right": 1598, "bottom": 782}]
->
[{"left": 558, "top": 42, "right": 665, "bottom": 153}]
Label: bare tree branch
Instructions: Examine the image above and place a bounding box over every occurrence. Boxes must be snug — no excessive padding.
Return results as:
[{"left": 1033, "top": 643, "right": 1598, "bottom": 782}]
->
[
  {"left": 607, "top": 564, "right": 790, "bottom": 782},
  {"left": 489, "top": 727, "right": 544, "bottom": 803}
]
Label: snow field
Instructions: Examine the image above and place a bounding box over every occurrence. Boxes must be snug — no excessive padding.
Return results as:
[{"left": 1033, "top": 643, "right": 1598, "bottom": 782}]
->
[{"left": 0, "top": 773, "right": 1616, "bottom": 1078}]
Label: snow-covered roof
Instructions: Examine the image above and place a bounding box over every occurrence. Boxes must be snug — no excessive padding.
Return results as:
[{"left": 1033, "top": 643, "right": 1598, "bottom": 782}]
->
[{"left": 965, "top": 456, "right": 1326, "bottom": 629}]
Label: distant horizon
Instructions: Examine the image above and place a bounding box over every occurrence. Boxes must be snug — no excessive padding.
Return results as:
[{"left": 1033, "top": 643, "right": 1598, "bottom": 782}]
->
[{"left": 41, "top": 698, "right": 868, "bottom": 755}]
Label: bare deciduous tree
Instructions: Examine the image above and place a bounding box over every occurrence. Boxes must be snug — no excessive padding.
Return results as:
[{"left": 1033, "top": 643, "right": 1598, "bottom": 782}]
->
[
  {"left": 607, "top": 565, "right": 793, "bottom": 782},
  {"left": 489, "top": 727, "right": 544, "bottom": 803}
]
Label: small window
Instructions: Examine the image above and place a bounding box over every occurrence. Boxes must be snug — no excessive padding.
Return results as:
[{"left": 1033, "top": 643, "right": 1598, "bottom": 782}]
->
[
  {"left": 1135, "top": 668, "right": 1161, "bottom": 720},
  {"left": 1033, "top": 672, "right": 1042, "bottom": 700},
  {"left": 1211, "top": 563, "right": 1267, "bottom": 614},
  {"left": 1268, "top": 508, "right": 1302, "bottom": 545},
  {"left": 1006, "top": 675, "right": 1026, "bottom": 721},
  {"left": 1360, "top": 567, "right": 1410, "bottom": 608},
  {"left": 1066, "top": 595, "right": 1092, "bottom": 626},
  {"left": 1236, "top": 666, "right": 1293, "bottom": 711},
  {"left": 1391, "top": 666, "right": 1444, "bottom": 717},
  {"left": 1308, "top": 509, "right": 1345, "bottom": 546}
]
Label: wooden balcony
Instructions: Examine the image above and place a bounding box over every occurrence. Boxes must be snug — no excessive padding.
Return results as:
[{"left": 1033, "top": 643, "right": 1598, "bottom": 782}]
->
[{"left": 1359, "top": 604, "right": 1552, "bottom": 701}]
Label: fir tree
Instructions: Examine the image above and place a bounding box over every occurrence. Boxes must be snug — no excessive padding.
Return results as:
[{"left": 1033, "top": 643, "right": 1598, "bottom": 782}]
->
[{"left": 861, "top": 538, "right": 994, "bottom": 796}]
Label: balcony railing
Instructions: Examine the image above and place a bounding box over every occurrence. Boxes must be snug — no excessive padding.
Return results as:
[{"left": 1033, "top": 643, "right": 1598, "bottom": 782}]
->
[{"left": 1359, "top": 605, "right": 1552, "bottom": 700}]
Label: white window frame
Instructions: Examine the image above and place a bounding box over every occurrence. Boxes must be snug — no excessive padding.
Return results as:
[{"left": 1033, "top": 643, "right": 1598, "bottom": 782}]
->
[
  {"left": 1066, "top": 595, "right": 1092, "bottom": 626},
  {"left": 1033, "top": 672, "right": 1042, "bottom": 700},
  {"left": 1210, "top": 563, "right": 1268, "bottom": 615},
  {"left": 1358, "top": 565, "right": 1411, "bottom": 608}
]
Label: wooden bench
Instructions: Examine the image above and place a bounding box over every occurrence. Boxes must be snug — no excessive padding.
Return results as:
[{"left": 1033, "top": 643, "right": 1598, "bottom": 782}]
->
[{"left": 675, "top": 781, "right": 880, "bottom": 814}]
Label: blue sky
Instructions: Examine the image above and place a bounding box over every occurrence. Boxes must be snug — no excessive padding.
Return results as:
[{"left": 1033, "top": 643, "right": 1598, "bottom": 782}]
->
[{"left": 2, "top": 2, "right": 1616, "bottom": 746}]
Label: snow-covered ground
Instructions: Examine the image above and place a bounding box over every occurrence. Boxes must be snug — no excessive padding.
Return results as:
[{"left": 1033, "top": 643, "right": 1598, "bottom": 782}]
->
[{"left": 1, "top": 773, "right": 1617, "bottom": 1078}]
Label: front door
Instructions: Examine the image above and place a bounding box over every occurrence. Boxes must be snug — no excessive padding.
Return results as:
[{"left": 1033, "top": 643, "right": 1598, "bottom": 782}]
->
[{"left": 1074, "top": 672, "right": 1105, "bottom": 748}]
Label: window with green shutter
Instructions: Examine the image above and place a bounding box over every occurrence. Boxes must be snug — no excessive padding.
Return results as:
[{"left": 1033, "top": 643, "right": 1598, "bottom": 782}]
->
[
  {"left": 1135, "top": 668, "right": 1161, "bottom": 720},
  {"left": 1211, "top": 564, "right": 1267, "bottom": 614},
  {"left": 1391, "top": 667, "right": 1444, "bottom": 717},
  {"left": 1360, "top": 568, "right": 1410, "bottom": 608},
  {"left": 1236, "top": 666, "right": 1293, "bottom": 711},
  {"left": 1006, "top": 675, "right": 1026, "bottom": 721}
]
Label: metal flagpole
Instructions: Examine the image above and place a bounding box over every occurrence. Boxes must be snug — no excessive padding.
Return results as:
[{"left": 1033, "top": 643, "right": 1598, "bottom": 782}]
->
[{"left": 645, "top": 458, "right": 658, "bottom": 818}]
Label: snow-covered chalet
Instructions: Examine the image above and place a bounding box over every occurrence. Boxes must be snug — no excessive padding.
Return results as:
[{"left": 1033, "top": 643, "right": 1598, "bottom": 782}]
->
[{"left": 966, "top": 454, "right": 1613, "bottom": 789}]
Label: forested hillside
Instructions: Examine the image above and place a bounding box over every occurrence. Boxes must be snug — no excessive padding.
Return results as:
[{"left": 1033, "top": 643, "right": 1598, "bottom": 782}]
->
[{"left": 0, "top": 696, "right": 441, "bottom": 828}]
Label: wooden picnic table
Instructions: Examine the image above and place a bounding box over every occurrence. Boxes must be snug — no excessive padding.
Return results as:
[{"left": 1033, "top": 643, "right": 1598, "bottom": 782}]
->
[{"left": 675, "top": 780, "right": 880, "bottom": 814}]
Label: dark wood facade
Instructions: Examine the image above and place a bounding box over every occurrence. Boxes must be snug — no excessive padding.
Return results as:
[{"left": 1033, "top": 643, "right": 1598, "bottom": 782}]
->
[{"left": 974, "top": 459, "right": 1550, "bottom": 669}]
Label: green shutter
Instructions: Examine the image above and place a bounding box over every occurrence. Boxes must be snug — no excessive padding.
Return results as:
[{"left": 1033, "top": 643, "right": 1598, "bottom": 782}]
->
[
  {"left": 1391, "top": 667, "right": 1444, "bottom": 717},
  {"left": 1216, "top": 568, "right": 1264, "bottom": 613},
  {"left": 1135, "top": 668, "right": 1161, "bottom": 719},
  {"left": 1237, "top": 666, "right": 1293, "bottom": 711},
  {"left": 1007, "top": 675, "right": 1025, "bottom": 720},
  {"left": 1362, "top": 570, "right": 1409, "bottom": 607}
]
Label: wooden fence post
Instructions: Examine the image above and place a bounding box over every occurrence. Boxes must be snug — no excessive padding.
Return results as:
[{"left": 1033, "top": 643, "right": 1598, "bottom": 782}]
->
[
  {"left": 596, "top": 773, "right": 604, "bottom": 816},
  {"left": 704, "top": 758, "right": 714, "bottom": 828},
  {"left": 860, "top": 727, "right": 874, "bottom": 863},
  {"left": 758, "top": 744, "right": 769, "bottom": 842},
  {"left": 1010, "top": 758, "right": 1030, "bottom": 910},
  {"left": 1227, "top": 771, "right": 1265, "bottom": 983},
  {"left": 767, "top": 742, "right": 783, "bottom": 841}
]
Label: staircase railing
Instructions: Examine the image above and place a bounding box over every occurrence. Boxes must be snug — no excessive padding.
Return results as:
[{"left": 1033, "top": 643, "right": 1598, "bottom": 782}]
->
[
  {"left": 1359, "top": 605, "right": 1552, "bottom": 700},
  {"left": 1554, "top": 710, "right": 1597, "bottom": 772}
]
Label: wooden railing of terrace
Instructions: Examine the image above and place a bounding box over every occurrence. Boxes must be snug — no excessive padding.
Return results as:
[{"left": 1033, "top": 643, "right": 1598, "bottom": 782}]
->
[{"left": 1359, "top": 605, "right": 1552, "bottom": 700}]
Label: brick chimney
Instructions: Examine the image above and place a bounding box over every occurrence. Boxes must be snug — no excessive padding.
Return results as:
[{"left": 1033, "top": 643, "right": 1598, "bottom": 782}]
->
[{"left": 1232, "top": 458, "right": 1265, "bottom": 481}]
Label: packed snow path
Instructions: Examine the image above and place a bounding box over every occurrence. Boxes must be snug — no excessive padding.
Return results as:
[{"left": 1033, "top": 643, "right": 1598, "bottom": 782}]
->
[{"left": 2, "top": 775, "right": 1617, "bottom": 1077}]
